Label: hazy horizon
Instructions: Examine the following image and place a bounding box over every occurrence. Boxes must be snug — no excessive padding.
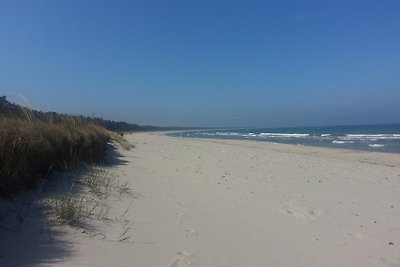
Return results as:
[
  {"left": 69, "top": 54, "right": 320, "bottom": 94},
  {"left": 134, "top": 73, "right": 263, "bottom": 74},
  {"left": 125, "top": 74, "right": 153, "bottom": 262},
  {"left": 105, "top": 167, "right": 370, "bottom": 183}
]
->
[{"left": 1, "top": 1, "right": 399, "bottom": 128}]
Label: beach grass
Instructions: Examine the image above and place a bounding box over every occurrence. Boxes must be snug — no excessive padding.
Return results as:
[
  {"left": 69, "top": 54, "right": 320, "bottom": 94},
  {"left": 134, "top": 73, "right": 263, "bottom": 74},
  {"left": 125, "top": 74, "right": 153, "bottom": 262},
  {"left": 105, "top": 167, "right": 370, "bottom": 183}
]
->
[
  {"left": 51, "top": 165, "right": 131, "bottom": 225},
  {"left": 111, "top": 132, "right": 135, "bottom": 150},
  {"left": 54, "top": 196, "right": 83, "bottom": 225},
  {"left": 0, "top": 111, "right": 111, "bottom": 197},
  {"left": 83, "top": 166, "right": 114, "bottom": 195}
]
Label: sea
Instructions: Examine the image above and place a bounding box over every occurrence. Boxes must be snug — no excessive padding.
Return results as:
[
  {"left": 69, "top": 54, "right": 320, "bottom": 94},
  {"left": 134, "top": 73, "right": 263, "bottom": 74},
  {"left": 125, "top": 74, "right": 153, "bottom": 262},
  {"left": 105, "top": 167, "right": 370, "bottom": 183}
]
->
[{"left": 166, "top": 124, "right": 400, "bottom": 154}]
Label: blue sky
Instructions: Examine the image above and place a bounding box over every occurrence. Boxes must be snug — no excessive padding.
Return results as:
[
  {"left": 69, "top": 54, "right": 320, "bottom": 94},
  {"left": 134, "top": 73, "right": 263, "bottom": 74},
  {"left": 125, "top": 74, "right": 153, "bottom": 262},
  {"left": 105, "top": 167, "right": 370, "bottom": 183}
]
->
[{"left": 1, "top": 0, "right": 399, "bottom": 127}]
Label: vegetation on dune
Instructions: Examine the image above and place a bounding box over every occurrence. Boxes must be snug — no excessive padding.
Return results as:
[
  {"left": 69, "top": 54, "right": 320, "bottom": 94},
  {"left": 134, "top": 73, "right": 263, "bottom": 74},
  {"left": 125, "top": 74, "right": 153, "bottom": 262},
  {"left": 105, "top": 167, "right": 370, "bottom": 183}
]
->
[
  {"left": 0, "top": 97, "right": 111, "bottom": 196},
  {"left": 0, "top": 96, "right": 134, "bottom": 232},
  {"left": 52, "top": 165, "right": 131, "bottom": 226},
  {"left": 111, "top": 132, "right": 135, "bottom": 151}
]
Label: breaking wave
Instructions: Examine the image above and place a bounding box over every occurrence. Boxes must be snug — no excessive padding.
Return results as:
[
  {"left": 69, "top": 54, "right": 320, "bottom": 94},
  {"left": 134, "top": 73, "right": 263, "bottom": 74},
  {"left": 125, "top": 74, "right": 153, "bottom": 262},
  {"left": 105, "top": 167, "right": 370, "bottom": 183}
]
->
[{"left": 167, "top": 125, "right": 400, "bottom": 153}]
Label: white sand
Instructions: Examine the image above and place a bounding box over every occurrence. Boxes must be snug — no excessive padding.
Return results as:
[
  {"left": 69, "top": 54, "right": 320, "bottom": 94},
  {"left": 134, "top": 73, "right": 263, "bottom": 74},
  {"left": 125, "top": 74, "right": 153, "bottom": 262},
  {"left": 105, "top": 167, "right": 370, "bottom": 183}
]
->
[{"left": 1, "top": 132, "right": 400, "bottom": 266}]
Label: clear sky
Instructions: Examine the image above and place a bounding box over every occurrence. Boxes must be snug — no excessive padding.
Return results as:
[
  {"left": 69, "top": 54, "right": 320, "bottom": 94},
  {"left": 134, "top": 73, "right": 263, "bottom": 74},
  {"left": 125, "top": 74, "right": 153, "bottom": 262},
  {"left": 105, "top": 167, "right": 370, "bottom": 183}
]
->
[{"left": 1, "top": 0, "right": 399, "bottom": 127}]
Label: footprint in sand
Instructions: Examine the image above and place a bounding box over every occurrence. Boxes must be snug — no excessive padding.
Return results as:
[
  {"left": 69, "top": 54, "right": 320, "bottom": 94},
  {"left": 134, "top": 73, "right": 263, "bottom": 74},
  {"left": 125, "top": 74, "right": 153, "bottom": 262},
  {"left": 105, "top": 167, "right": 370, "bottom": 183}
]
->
[
  {"left": 165, "top": 179, "right": 176, "bottom": 201},
  {"left": 170, "top": 251, "right": 193, "bottom": 267},
  {"left": 284, "top": 206, "right": 322, "bottom": 224},
  {"left": 194, "top": 165, "right": 202, "bottom": 175},
  {"left": 184, "top": 228, "right": 198, "bottom": 239},
  {"left": 173, "top": 213, "right": 188, "bottom": 226},
  {"left": 347, "top": 232, "right": 364, "bottom": 240}
]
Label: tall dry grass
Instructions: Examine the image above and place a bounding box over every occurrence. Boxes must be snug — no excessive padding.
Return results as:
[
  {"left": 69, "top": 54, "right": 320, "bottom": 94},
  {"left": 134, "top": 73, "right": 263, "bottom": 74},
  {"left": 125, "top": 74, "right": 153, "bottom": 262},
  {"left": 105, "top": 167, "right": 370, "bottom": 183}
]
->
[{"left": 0, "top": 113, "right": 111, "bottom": 196}]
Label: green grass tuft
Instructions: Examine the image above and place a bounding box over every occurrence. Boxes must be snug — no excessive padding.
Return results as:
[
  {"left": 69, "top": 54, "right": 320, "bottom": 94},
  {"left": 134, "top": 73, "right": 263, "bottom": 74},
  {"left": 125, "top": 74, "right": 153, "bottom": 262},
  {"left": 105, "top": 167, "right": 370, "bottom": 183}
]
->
[
  {"left": 84, "top": 167, "right": 113, "bottom": 195},
  {"left": 54, "top": 197, "right": 82, "bottom": 225}
]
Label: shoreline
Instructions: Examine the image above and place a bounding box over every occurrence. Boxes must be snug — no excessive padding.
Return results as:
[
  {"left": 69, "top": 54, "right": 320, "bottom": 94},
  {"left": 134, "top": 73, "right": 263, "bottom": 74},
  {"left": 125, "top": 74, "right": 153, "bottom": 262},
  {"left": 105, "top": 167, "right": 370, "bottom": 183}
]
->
[
  {"left": 171, "top": 135, "right": 400, "bottom": 155},
  {"left": 162, "top": 133, "right": 400, "bottom": 167},
  {"left": 164, "top": 125, "right": 400, "bottom": 154}
]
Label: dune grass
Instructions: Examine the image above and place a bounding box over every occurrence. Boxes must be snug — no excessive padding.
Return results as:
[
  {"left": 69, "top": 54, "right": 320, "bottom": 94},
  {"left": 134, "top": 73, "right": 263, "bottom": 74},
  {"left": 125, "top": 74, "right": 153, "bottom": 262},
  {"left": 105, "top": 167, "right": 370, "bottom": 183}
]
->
[
  {"left": 0, "top": 112, "right": 111, "bottom": 197},
  {"left": 83, "top": 166, "right": 114, "bottom": 195},
  {"left": 54, "top": 196, "right": 83, "bottom": 225},
  {"left": 111, "top": 132, "right": 135, "bottom": 151},
  {"left": 0, "top": 98, "right": 135, "bottom": 231},
  {"left": 52, "top": 166, "right": 131, "bottom": 225}
]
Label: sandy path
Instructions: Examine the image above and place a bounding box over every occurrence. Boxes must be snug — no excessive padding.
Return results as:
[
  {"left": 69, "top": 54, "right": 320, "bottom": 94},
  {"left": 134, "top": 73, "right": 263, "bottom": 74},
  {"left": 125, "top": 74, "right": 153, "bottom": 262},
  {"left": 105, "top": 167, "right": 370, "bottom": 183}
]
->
[{"left": 2, "top": 132, "right": 400, "bottom": 266}]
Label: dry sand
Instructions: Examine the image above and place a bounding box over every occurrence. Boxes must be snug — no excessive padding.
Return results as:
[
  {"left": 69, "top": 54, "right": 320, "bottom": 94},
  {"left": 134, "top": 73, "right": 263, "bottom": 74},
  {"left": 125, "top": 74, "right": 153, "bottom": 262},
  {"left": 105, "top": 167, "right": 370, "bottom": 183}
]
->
[{"left": 1, "top": 132, "right": 400, "bottom": 266}]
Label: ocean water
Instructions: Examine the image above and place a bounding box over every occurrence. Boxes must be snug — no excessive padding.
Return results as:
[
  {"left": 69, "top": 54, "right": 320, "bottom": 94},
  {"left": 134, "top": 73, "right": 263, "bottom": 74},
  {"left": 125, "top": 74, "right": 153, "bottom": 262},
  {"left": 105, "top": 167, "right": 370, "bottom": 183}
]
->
[{"left": 167, "top": 124, "right": 400, "bottom": 153}]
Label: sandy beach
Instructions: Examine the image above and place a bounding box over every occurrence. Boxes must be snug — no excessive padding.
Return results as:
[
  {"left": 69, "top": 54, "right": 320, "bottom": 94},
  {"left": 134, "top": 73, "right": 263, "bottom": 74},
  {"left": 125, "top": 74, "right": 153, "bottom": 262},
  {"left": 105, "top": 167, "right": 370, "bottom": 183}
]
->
[{"left": 2, "top": 132, "right": 400, "bottom": 266}]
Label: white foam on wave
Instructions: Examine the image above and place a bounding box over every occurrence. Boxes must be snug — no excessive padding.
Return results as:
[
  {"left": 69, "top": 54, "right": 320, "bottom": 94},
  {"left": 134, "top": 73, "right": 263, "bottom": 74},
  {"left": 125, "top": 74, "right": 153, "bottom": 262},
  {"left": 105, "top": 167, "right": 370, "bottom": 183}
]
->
[
  {"left": 200, "top": 132, "right": 216, "bottom": 136},
  {"left": 259, "top": 133, "right": 309, "bottom": 138},
  {"left": 342, "top": 134, "right": 400, "bottom": 140},
  {"left": 369, "top": 144, "right": 386, "bottom": 147},
  {"left": 215, "top": 132, "right": 241, "bottom": 136},
  {"left": 242, "top": 133, "right": 257, "bottom": 137},
  {"left": 321, "top": 134, "right": 331, "bottom": 137},
  {"left": 332, "top": 140, "right": 354, "bottom": 144}
]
